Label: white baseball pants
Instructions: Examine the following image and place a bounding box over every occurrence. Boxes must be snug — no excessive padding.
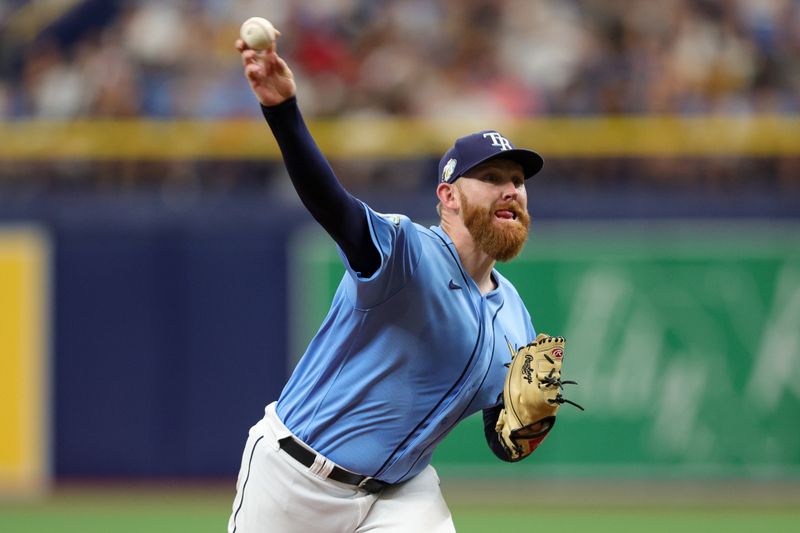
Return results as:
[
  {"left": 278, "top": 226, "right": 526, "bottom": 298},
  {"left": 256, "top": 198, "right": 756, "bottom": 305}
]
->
[{"left": 228, "top": 402, "right": 455, "bottom": 533}]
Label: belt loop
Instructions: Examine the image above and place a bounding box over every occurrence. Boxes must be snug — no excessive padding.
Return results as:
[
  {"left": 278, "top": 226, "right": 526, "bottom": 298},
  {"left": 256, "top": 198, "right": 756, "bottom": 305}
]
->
[{"left": 308, "top": 454, "right": 335, "bottom": 480}]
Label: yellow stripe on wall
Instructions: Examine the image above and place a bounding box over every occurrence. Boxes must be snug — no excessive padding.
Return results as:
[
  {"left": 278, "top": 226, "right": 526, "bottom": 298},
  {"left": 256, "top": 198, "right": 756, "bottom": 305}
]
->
[
  {"left": 0, "top": 115, "right": 798, "bottom": 160},
  {"left": 0, "top": 227, "right": 50, "bottom": 498}
]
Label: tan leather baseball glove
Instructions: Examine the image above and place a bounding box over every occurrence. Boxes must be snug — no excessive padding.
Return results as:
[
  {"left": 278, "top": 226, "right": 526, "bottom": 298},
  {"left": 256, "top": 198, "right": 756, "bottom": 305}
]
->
[{"left": 495, "top": 333, "right": 583, "bottom": 461}]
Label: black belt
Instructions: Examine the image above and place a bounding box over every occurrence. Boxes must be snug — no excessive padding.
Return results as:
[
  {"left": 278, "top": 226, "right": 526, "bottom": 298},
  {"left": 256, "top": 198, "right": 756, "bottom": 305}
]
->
[{"left": 278, "top": 437, "right": 389, "bottom": 494}]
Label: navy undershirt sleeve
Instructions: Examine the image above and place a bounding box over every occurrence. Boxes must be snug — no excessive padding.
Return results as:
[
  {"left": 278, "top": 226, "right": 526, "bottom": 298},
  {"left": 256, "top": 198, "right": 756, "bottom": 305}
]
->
[
  {"left": 483, "top": 405, "right": 518, "bottom": 462},
  {"left": 261, "top": 97, "right": 380, "bottom": 277}
]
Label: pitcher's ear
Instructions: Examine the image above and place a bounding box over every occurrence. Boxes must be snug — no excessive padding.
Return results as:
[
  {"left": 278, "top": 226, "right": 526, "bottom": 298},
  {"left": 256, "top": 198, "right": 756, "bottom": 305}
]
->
[{"left": 436, "top": 182, "right": 460, "bottom": 211}]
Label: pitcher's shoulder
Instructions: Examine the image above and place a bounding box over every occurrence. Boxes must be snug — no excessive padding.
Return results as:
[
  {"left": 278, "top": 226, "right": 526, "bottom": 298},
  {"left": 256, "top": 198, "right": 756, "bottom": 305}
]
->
[{"left": 374, "top": 211, "right": 407, "bottom": 227}]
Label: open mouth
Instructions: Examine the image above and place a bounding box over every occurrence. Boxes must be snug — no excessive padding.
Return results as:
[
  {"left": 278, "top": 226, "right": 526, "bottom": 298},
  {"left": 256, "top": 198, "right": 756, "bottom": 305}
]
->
[{"left": 494, "top": 209, "right": 517, "bottom": 221}]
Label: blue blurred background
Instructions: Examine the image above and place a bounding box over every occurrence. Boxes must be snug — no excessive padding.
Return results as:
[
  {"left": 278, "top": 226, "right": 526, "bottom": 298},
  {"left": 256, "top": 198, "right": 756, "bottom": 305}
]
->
[{"left": 1, "top": 0, "right": 799, "bottom": 497}]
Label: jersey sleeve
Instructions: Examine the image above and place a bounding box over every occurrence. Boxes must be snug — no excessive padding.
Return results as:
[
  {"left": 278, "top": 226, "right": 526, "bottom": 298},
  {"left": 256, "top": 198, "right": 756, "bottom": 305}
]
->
[
  {"left": 483, "top": 278, "right": 538, "bottom": 462},
  {"left": 337, "top": 202, "right": 422, "bottom": 310},
  {"left": 499, "top": 272, "right": 538, "bottom": 340}
]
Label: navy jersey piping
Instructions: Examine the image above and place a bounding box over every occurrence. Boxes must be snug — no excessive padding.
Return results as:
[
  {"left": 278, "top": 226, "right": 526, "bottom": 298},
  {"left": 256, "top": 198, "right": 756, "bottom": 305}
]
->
[
  {"left": 397, "top": 300, "right": 505, "bottom": 481},
  {"left": 372, "top": 230, "right": 482, "bottom": 479},
  {"left": 373, "top": 313, "right": 482, "bottom": 478},
  {"left": 231, "top": 435, "right": 264, "bottom": 532}
]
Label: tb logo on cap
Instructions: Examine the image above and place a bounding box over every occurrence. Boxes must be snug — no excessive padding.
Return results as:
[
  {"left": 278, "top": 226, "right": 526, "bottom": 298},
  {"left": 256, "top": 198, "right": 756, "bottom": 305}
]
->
[{"left": 483, "top": 132, "right": 513, "bottom": 151}]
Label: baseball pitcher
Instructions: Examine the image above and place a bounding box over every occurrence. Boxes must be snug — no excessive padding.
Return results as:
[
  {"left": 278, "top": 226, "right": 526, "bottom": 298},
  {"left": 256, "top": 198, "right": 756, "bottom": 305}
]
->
[{"left": 230, "top": 30, "right": 581, "bottom": 533}]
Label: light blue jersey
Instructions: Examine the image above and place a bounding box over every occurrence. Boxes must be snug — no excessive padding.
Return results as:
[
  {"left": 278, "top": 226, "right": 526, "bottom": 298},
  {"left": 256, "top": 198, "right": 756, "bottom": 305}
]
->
[{"left": 277, "top": 202, "right": 536, "bottom": 484}]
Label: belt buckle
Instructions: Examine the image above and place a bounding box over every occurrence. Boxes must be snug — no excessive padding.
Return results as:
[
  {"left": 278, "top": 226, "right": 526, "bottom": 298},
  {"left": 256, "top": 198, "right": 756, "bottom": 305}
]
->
[{"left": 357, "top": 476, "right": 384, "bottom": 494}]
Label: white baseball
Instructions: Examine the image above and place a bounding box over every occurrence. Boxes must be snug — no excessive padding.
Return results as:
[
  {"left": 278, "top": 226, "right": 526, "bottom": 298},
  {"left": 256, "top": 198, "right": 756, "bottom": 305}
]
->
[{"left": 240, "top": 17, "right": 278, "bottom": 50}]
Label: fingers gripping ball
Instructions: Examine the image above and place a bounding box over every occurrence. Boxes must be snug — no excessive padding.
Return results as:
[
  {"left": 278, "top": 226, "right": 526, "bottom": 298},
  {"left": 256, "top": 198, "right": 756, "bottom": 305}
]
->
[
  {"left": 495, "top": 334, "right": 583, "bottom": 461},
  {"left": 240, "top": 17, "right": 279, "bottom": 50}
]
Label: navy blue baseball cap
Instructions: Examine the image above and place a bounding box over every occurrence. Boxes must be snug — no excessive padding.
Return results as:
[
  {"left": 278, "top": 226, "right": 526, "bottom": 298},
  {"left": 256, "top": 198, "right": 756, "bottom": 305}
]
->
[{"left": 438, "top": 130, "right": 544, "bottom": 184}]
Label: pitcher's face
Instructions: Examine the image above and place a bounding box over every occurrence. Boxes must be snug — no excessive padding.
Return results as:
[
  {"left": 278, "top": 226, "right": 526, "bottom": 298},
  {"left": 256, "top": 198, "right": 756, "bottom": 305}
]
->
[{"left": 456, "top": 159, "right": 530, "bottom": 262}]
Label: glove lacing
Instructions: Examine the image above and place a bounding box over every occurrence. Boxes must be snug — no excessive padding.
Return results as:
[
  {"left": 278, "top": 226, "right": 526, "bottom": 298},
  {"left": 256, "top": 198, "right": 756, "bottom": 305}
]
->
[
  {"left": 502, "top": 343, "right": 586, "bottom": 411},
  {"left": 541, "top": 366, "right": 585, "bottom": 411}
]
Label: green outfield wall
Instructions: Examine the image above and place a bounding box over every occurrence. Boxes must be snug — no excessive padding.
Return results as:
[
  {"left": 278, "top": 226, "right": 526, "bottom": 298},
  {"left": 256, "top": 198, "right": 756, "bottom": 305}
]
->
[{"left": 291, "top": 220, "right": 800, "bottom": 480}]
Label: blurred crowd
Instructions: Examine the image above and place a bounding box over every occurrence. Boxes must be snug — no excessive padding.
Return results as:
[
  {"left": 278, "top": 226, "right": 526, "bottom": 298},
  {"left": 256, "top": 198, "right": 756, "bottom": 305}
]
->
[
  {"left": 2, "top": 0, "right": 798, "bottom": 119},
  {"left": 0, "top": 0, "right": 798, "bottom": 197}
]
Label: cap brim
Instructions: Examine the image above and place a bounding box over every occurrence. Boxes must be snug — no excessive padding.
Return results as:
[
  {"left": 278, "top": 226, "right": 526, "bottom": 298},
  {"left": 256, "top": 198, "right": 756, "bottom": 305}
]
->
[{"left": 465, "top": 149, "right": 544, "bottom": 180}]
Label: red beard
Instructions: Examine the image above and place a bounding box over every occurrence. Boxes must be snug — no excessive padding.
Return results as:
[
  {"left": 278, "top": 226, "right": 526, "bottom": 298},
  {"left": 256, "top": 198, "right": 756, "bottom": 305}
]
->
[{"left": 459, "top": 190, "right": 530, "bottom": 262}]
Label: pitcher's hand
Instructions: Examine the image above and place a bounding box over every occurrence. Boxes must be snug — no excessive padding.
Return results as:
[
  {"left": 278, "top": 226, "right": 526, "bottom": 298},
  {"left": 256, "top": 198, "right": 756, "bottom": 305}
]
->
[{"left": 236, "top": 38, "right": 296, "bottom": 107}]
